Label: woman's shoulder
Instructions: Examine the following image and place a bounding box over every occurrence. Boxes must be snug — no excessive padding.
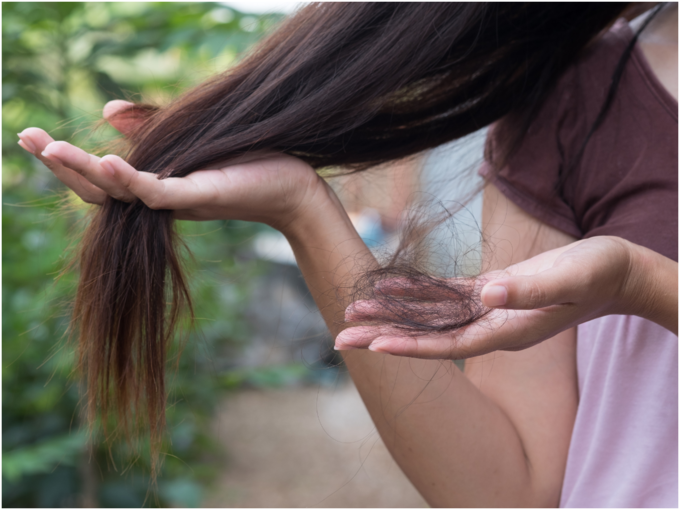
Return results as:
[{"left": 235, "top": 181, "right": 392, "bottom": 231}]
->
[
  {"left": 485, "top": 16, "right": 677, "bottom": 261},
  {"left": 580, "top": 18, "right": 634, "bottom": 64},
  {"left": 571, "top": 17, "right": 677, "bottom": 118},
  {"left": 562, "top": 19, "right": 633, "bottom": 100}
]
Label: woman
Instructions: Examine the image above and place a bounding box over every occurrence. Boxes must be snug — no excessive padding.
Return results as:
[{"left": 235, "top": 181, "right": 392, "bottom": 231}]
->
[{"left": 18, "top": 3, "right": 677, "bottom": 506}]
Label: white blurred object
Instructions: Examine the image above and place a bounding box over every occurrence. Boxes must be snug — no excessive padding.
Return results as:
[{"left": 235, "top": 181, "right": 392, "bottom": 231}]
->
[
  {"left": 347, "top": 207, "right": 385, "bottom": 248},
  {"left": 253, "top": 208, "right": 390, "bottom": 266},
  {"left": 420, "top": 128, "right": 488, "bottom": 276},
  {"left": 253, "top": 230, "right": 298, "bottom": 265},
  {"left": 221, "top": 0, "right": 305, "bottom": 14}
]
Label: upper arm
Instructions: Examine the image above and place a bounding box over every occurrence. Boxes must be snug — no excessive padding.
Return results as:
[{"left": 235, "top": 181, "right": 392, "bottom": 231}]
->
[{"left": 464, "top": 182, "right": 579, "bottom": 505}]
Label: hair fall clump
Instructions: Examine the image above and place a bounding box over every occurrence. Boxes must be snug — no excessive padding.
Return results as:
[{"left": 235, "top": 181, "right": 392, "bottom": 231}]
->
[{"left": 71, "top": 2, "right": 629, "bottom": 468}]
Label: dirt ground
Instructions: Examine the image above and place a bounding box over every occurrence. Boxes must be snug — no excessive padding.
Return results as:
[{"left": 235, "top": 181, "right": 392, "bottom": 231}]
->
[{"left": 203, "top": 379, "right": 428, "bottom": 508}]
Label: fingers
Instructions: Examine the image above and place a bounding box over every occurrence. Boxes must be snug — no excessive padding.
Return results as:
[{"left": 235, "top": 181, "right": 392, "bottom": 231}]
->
[
  {"left": 481, "top": 268, "right": 578, "bottom": 310},
  {"left": 339, "top": 264, "right": 586, "bottom": 359},
  {"left": 100, "top": 155, "right": 171, "bottom": 209},
  {"left": 17, "top": 129, "right": 157, "bottom": 206},
  {"left": 41, "top": 141, "right": 137, "bottom": 203},
  {"left": 335, "top": 325, "right": 480, "bottom": 360},
  {"left": 101, "top": 156, "right": 215, "bottom": 211},
  {"left": 18, "top": 129, "right": 224, "bottom": 213},
  {"left": 335, "top": 325, "right": 395, "bottom": 350},
  {"left": 103, "top": 100, "right": 149, "bottom": 136},
  {"left": 345, "top": 300, "right": 383, "bottom": 321},
  {"left": 18, "top": 129, "right": 107, "bottom": 205},
  {"left": 374, "top": 277, "right": 422, "bottom": 296},
  {"left": 18, "top": 129, "right": 201, "bottom": 213},
  {"left": 346, "top": 299, "right": 431, "bottom": 323},
  {"left": 345, "top": 299, "right": 472, "bottom": 327},
  {"left": 18, "top": 124, "right": 196, "bottom": 212},
  {"left": 375, "top": 276, "right": 478, "bottom": 301},
  {"left": 368, "top": 334, "right": 472, "bottom": 359}
]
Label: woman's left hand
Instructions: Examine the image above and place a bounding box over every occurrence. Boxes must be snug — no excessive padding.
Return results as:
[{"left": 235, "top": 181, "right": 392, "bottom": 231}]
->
[{"left": 337, "top": 236, "right": 678, "bottom": 358}]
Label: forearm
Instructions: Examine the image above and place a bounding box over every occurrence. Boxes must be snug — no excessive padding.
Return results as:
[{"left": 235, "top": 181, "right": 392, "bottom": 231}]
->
[
  {"left": 625, "top": 241, "right": 678, "bottom": 334},
  {"left": 281, "top": 182, "right": 542, "bottom": 507}
]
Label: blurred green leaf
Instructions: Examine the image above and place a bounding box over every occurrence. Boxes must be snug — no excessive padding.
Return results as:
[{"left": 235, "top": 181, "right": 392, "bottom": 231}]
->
[
  {"left": 2, "top": 432, "right": 87, "bottom": 483},
  {"left": 221, "top": 363, "right": 312, "bottom": 389},
  {"left": 159, "top": 479, "right": 203, "bottom": 508}
]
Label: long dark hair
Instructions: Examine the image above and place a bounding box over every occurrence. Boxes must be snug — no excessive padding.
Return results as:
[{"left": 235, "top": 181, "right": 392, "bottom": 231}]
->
[{"left": 72, "top": 2, "right": 630, "bottom": 468}]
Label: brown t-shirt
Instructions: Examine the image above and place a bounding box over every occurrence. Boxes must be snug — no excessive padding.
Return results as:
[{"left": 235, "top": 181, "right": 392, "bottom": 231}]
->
[
  {"left": 482, "top": 19, "right": 678, "bottom": 261},
  {"left": 479, "top": 19, "right": 678, "bottom": 507}
]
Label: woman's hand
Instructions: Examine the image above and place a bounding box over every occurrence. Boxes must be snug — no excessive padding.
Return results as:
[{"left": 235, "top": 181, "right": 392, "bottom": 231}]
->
[
  {"left": 337, "top": 236, "right": 678, "bottom": 358},
  {"left": 17, "top": 101, "right": 325, "bottom": 230}
]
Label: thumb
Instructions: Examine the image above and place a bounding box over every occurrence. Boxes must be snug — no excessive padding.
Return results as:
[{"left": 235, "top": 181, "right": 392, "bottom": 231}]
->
[
  {"left": 103, "top": 100, "right": 155, "bottom": 136},
  {"left": 481, "top": 269, "right": 579, "bottom": 310}
]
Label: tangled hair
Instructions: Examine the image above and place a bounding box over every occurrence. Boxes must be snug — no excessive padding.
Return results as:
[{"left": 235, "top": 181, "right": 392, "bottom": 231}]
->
[
  {"left": 71, "top": 2, "right": 632, "bottom": 468},
  {"left": 349, "top": 213, "right": 491, "bottom": 335}
]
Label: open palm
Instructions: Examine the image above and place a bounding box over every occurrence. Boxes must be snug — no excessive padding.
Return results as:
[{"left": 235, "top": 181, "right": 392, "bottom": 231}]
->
[{"left": 337, "top": 236, "right": 635, "bottom": 359}]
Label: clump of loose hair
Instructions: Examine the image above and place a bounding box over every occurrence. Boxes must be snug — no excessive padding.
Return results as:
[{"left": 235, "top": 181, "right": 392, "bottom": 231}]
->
[
  {"left": 69, "top": 2, "right": 630, "bottom": 472},
  {"left": 347, "top": 201, "right": 491, "bottom": 334}
]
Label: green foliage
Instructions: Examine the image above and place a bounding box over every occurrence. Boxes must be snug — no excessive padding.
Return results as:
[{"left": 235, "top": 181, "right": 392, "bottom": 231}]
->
[
  {"left": 3, "top": 432, "right": 88, "bottom": 483},
  {"left": 3, "top": 2, "right": 282, "bottom": 507},
  {"left": 220, "top": 363, "right": 320, "bottom": 389}
]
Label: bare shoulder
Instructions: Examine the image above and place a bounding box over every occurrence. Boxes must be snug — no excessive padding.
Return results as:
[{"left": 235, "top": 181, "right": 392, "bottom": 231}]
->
[{"left": 632, "top": 3, "right": 678, "bottom": 100}]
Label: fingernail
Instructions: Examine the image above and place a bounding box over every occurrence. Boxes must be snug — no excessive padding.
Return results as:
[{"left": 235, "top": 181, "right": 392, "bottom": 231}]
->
[
  {"left": 335, "top": 330, "right": 355, "bottom": 344},
  {"left": 482, "top": 285, "right": 507, "bottom": 307},
  {"left": 41, "top": 150, "right": 65, "bottom": 166},
  {"left": 100, "top": 159, "right": 116, "bottom": 176},
  {"left": 334, "top": 344, "right": 357, "bottom": 351},
  {"left": 368, "top": 342, "right": 385, "bottom": 352},
  {"left": 18, "top": 140, "right": 35, "bottom": 154},
  {"left": 17, "top": 134, "right": 36, "bottom": 153}
]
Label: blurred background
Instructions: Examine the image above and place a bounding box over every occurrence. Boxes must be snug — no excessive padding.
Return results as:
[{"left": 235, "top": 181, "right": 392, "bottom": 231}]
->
[{"left": 2, "top": 2, "right": 484, "bottom": 507}]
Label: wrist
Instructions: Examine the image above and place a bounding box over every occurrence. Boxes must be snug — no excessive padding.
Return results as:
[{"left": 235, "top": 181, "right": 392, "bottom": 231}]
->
[
  {"left": 274, "top": 177, "right": 376, "bottom": 335},
  {"left": 621, "top": 240, "right": 678, "bottom": 333},
  {"left": 277, "top": 179, "right": 358, "bottom": 244}
]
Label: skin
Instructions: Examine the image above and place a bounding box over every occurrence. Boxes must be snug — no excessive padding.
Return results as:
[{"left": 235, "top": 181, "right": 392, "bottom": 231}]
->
[
  {"left": 635, "top": 3, "right": 678, "bottom": 101},
  {"left": 17, "top": 7, "right": 677, "bottom": 506}
]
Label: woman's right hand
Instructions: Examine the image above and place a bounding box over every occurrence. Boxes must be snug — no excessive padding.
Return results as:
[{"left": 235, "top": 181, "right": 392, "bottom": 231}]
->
[{"left": 17, "top": 101, "right": 328, "bottom": 231}]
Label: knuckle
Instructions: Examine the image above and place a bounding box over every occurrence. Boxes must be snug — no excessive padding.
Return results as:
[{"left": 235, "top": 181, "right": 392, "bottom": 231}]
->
[
  {"left": 144, "top": 196, "right": 161, "bottom": 210},
  {"left": 122, "top": 169, "right": 142, "bottom": 193},
  {"left": 120, "top": 175, "right": 134, "bottom": 190},
  {"left": 144, "top": 192, "right": 165, "bottom": 210},
  {"left": 86, "top": 153, "right": 101, "bottom": 170},
  {"left": 71, "top": 165, "right": 86, "bottom": 176},
  {"left": 41, "top": 158, "right": 57, "bottom": 171},
  {"left": 22, "top": 127, "right": 45, "bottom": 139},
  {"left": 110, "top": 192, "right": 132, "bottom": 203},
  {"left": 526, "top": 283, "right": 546, "bottom": 308},
  {"left": 447, "top": 342, "right": 458, "bottom": 360},
  {"left": 80, "top": 194, "right": 100, "bottom": 205},
  {"left": 48, "top": 140, "right": 68, "bottom": 152}
]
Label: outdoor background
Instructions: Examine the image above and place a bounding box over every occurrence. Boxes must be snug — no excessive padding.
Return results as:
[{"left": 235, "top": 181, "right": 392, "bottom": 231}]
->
[{"left": 2, "top": 2, "right": 484, "bottom": 507}]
